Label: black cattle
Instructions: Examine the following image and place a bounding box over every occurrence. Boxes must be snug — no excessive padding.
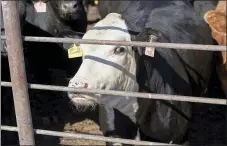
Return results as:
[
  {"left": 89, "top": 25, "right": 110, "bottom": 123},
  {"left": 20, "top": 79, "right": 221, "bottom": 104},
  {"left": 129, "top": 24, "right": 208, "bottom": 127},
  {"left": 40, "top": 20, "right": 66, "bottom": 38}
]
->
[
  {"left": 1, "top": 0, "right": 86, "bottom": 84},
  {"left": 68, "top": 1, "right": 215, "bottom": 145},
  {"left": 22, "top": 0, "right": 86, "bottom": 83}
]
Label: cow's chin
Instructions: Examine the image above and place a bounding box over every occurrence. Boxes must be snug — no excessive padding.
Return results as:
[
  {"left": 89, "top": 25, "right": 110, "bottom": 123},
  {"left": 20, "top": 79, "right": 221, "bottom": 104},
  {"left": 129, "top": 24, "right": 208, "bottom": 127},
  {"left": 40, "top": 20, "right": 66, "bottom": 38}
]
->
[{"left": 68, "top": 93, "right": 98, "bottom": 112}]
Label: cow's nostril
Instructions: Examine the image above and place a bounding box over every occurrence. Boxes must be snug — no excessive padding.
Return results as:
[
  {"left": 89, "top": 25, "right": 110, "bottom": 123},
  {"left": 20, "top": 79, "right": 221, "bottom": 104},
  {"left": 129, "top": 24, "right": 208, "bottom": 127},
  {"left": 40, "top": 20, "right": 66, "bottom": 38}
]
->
[
  {"left": 84, "top": 83, "right": 88, "bottom": 88},
  {"left": 62, "top": 4, "right": 67, "bottom": 10},
  {"left": 61, "top": 3, "right": 77, "bottom": 12},
  {"left": 73, "top": 4, "right": 77, "bottom": 9},
  {"left": 72, "top": 82, "right": 88, "bottom": 89}
]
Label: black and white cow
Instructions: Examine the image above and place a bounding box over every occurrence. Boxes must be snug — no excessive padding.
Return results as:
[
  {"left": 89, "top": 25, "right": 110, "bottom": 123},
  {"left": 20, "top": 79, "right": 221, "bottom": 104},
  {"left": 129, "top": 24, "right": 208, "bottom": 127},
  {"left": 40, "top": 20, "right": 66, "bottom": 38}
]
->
[{"left": 67, "top": 1, "right": 215, "bottom": 145}]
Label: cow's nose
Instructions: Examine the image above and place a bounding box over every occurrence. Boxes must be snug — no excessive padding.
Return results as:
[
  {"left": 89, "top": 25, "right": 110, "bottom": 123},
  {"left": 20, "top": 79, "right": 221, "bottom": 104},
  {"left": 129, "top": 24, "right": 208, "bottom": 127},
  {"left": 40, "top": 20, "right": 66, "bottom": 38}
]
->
[
  {"left": 69, "top": 81, "right": 88, "bottom": 89},
  {"left": 61, "top": 2, "right": 78, "bottom": 13}
]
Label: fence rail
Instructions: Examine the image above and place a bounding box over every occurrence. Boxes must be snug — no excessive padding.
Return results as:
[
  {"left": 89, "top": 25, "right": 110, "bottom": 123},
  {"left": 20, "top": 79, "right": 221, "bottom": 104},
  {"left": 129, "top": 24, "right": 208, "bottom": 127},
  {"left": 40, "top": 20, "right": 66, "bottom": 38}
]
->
[
  {"left": 1, "top": 35, "right": 226, "bottom": 51},
  {"left": 1, "top": 81, "right": 226, "bottom": 105},
  {"left": 1, "top": 125, "right": 176, "bottom": 145}
]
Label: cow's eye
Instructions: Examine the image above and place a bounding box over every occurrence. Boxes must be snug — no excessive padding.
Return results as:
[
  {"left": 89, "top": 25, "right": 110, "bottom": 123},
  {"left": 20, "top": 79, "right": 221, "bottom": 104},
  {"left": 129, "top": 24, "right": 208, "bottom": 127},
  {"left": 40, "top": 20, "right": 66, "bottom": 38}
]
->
[{"left": 114, "top": 46, "right": 126, "bottom": 55}]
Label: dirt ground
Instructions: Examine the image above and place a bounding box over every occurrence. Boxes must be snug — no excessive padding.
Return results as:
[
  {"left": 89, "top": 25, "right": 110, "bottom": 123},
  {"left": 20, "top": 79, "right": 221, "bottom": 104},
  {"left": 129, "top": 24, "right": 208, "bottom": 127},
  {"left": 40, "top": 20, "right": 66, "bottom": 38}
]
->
[{"left": 1, "top": 5, "right": 226, "bottom": 146}]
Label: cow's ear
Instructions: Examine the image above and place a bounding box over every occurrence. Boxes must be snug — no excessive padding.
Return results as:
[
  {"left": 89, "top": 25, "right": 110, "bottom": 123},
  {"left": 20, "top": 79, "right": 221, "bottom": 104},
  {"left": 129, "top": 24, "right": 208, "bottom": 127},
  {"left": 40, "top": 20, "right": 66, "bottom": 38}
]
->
[
  {"left": 131, "top": 28, "right": 161, "bottom": 56},
  {"left": 135, "top": 28, "right": 163, "bottom": 42},
  {"left": 204, "top": 10, "right": 226, "bottom": 46}
]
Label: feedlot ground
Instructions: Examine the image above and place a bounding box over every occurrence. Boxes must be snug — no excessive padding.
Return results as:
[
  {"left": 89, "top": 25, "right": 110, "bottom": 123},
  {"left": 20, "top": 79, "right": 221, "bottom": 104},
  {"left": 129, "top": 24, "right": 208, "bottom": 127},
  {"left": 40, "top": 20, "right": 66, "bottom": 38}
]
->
[{"left": 1, "top": 5, "right": 226, "bottom": 146}]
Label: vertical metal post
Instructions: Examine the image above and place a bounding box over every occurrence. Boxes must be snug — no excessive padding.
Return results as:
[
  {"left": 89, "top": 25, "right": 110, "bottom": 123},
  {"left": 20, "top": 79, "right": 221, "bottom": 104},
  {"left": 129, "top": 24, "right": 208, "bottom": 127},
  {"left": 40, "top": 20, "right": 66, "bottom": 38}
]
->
[{"left": 1, "top": 1, "right": 35, "bottom": 145}]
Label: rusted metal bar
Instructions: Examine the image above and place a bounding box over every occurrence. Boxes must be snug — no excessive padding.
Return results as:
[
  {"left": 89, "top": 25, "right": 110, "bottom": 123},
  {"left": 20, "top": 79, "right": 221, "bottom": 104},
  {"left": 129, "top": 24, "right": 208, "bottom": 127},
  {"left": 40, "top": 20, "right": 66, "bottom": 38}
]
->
[
  {"left": 1, "top": 1, "right": 35, "bottom": 145},
  {"left": 1, "top": 81, "right": 226, "bottom": 105},
  {"left": 1, "top": 35, "right": 226, "bottom": 51},
  {"left": 1, "top": 125, "right": 177, "bottom": 145}
]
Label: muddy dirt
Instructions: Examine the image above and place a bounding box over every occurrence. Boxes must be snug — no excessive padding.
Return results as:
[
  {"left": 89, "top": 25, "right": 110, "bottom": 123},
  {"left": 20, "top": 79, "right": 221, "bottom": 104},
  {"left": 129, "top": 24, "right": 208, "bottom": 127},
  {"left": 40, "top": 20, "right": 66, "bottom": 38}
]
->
[{"left": 1, "top": 5, "right": 226, "bottom": 146}]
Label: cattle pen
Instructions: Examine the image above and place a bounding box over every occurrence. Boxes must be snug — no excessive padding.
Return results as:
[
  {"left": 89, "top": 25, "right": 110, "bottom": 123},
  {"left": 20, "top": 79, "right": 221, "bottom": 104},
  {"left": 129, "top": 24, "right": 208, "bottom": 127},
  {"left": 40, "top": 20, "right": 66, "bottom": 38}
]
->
[{"left": 1, "top": 1, "right": 226, "bottom": 146}]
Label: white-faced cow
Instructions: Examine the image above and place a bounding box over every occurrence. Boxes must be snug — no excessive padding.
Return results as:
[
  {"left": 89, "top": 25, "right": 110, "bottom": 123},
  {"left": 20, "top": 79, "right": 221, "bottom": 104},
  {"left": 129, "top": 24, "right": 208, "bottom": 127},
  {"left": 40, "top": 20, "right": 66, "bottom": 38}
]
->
[{"left": 67, "top": 1, "right": 215, "bottom": 145}]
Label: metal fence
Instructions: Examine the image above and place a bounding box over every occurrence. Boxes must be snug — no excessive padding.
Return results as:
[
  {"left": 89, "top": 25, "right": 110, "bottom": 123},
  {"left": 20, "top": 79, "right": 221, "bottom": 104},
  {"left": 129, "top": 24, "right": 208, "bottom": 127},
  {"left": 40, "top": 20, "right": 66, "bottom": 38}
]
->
[{"left": 1, "top": 1, "right": 226, "bottom": 145}]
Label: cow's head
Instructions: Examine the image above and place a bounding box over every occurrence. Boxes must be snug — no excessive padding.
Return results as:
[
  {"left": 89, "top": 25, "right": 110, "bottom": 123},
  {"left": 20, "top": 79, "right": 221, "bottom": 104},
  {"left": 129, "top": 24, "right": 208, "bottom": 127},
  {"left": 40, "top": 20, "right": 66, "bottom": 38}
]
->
[
  {"left": 67, "top": 13, "right": 160, "bottom": 110},
  {"left": 49, "top": 0, "right": 86, "bottom": 21}
]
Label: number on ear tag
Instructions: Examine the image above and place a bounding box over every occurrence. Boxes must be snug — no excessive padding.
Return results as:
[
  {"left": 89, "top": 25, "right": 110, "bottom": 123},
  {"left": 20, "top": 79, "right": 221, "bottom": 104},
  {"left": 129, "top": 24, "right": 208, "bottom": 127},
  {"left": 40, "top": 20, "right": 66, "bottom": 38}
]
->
[
  {"left": 33, "top": 1, "right": 47, "bottom": 13},
  {"left": 68, "top": 44, "right": 83, "bottom": 59}
]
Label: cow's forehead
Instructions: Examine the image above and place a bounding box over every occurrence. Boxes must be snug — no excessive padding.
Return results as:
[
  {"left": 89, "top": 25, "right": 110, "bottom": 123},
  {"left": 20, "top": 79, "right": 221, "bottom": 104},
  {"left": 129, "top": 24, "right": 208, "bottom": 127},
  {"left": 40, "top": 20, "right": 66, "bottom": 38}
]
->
[
  {"left": 84, "top": 14, "right": 130, "bottom": 39},
  {"left": 81, "top": 13, "right": 131, "bottom": 53}
]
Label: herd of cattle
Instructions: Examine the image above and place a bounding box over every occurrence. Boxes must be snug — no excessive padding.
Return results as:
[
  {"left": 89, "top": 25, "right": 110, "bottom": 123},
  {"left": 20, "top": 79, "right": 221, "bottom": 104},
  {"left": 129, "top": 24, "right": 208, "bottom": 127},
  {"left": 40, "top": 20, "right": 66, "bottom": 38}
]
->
[{"left": 1, "top": 0, "right": 226, "bottom": 145}]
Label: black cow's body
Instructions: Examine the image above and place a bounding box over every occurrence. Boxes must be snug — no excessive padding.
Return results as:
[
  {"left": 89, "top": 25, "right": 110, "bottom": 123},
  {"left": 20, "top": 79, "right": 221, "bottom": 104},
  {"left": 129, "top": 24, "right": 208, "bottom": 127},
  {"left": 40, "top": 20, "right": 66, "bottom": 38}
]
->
[
  {"left": 23, "top": 0, "right": 86, "bottom": 83},
  {"left": 85, "top": 1, "right": 215, "bottom": 145}
]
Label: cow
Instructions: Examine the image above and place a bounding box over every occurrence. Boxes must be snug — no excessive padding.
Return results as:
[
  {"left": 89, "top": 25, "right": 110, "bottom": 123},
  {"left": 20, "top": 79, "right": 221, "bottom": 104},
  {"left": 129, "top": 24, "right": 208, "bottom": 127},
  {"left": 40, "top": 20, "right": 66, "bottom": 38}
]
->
[
  {"left": 203, "top": 0, "right": 227, "bottom": 96},
  {"left": 1, "top": 0, "right": 87, "bottom": 84},
  {"left": 67, "top": 1, "right": 215, "bottom": 145}
]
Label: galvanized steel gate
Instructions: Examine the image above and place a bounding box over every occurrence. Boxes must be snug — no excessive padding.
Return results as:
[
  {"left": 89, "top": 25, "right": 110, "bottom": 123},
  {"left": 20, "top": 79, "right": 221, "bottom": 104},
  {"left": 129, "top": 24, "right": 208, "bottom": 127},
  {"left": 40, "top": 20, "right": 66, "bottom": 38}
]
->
[{"left": 1, "top": 1, "right": 226, "bottom": 145}]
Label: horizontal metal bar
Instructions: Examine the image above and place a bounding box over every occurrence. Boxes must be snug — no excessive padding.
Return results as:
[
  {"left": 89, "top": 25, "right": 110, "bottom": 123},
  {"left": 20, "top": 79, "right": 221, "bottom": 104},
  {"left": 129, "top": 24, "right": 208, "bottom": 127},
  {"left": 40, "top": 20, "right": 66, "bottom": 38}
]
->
[
  {"left": 1, "top": 81, "right": 226, "bottom": 105},
  {"left": 1, "top": 35, "right": 226, "bottom": 51},
  {"left": 1, "top": 125, "right": 175, "bottom": 145}
]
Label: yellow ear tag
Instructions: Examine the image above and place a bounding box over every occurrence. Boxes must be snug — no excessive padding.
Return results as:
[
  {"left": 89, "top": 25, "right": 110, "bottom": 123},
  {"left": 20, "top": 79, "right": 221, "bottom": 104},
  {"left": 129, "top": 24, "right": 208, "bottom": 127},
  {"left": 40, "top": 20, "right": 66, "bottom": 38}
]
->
[
  {"left": 68, "top": 44, "right": 83, "bottom": 59},
  {"left": 94, "top": 0, "right": 99, "bottom": 5}
]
